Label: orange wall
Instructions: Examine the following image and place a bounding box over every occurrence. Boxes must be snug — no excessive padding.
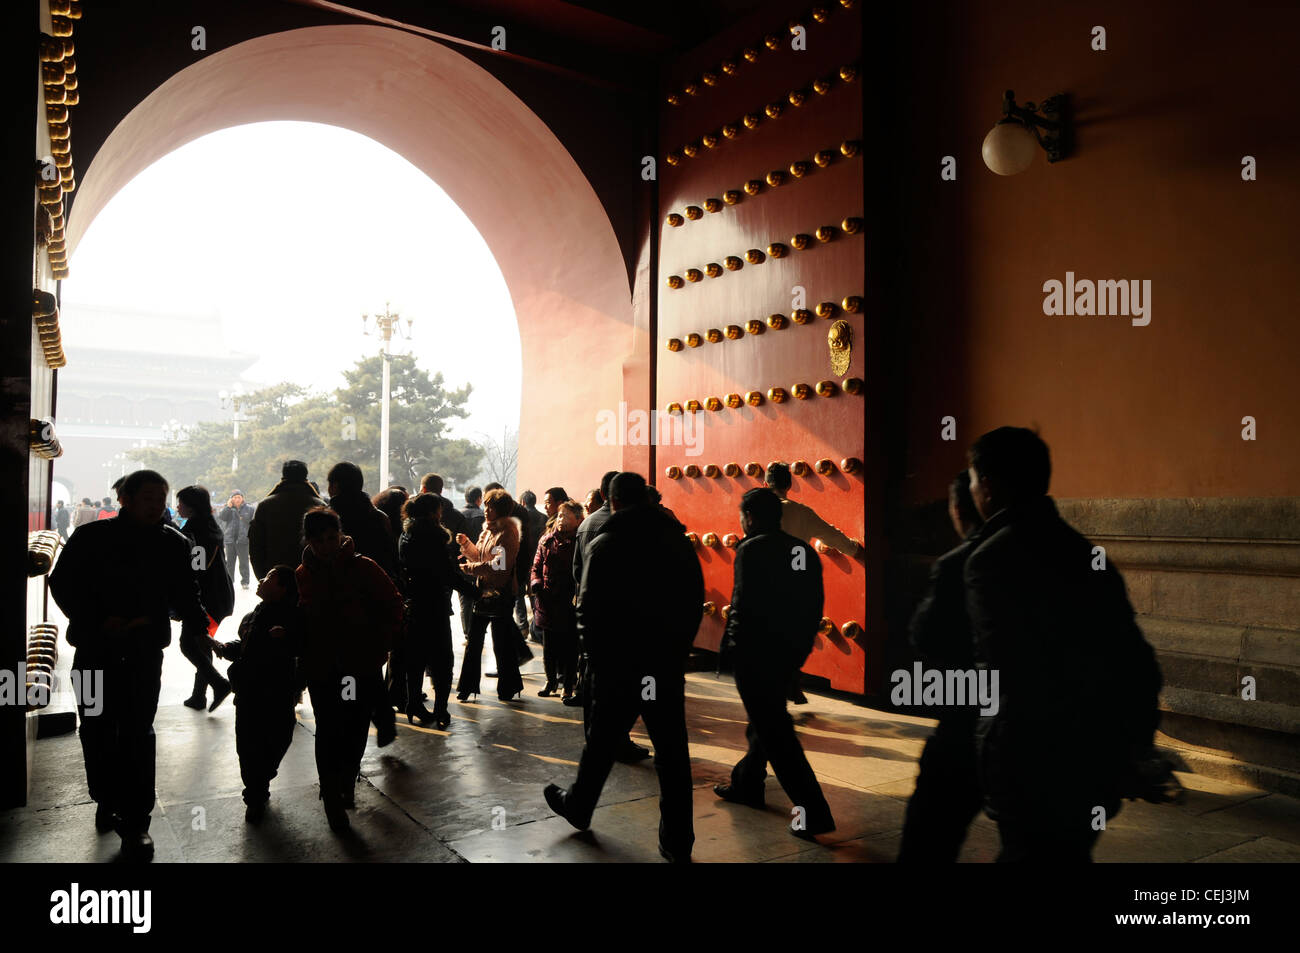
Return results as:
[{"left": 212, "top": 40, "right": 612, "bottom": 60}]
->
[{"left": 894, "top": 0, "right": 1300, "bottom": 504}]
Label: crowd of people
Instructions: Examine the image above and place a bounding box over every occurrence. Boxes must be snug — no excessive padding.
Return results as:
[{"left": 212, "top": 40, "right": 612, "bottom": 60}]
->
[{"left": 44, "top": 426, "right": 1164, "bottom": 863}]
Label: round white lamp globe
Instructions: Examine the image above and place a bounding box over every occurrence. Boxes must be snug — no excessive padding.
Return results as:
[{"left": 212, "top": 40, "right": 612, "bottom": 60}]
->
[{"left": 982, "top": 121, "right": 1038, "bottom": 175}]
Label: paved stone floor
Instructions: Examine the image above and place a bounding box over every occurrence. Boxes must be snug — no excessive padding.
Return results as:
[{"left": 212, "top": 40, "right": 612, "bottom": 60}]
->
[{"left": 4, "top": 586, "right": 1299, "bottom": 862}]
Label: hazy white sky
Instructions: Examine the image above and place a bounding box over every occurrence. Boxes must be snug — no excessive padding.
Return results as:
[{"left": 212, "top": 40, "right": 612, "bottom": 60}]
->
[{"left": 61, "top": 121, "right": 521, "bottom": 440}]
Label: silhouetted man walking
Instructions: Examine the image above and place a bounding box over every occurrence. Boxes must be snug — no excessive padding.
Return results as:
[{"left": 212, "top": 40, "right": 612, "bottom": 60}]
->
[
  {"left": 963, "top": 427, "right": 1161, "bottom": 862},
  {"left": 713, "top": 488, "right": 836, "bottom": 840},
  {"left": 569, "top": 470, "right": 649, "bottom": 761},
  {"left": 49, "top": 469, "right": 212, "bottom": 860},
  {"left": 545, "top": 472, "right": 703, "bottom": 861},
  {"left": 897, "top": 471, "right": 985, "bottom": 862},
  {"left": 249, "top": 460, "right": 323, "bottom": 579}
]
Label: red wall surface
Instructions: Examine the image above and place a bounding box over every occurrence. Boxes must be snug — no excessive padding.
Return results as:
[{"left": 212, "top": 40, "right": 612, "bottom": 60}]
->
[
  {"left": 656, "top": 4, "right": 867, "bottom": 691},
  {"left": 891, "top": 0, "right": 1300, "bottom": 505}
]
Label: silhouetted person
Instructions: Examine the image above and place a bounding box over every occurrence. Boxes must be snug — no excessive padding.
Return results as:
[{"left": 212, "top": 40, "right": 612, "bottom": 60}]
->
[
  {"left": 373, "top": 485, "right": 411, "bottom": 707},
  {"left": 420, "top": 472, "right": 466, "bottom": 540},
  {"left": 530, "top": 499, "right": 583, "bottom": 699},
  {"left": 897, "top": 471, "right": 985, "bottom": 862},
  {"left": 249, "top": 460, "right": 322, "bottom": 579},
  {"left": 372, "top": 486, "right": 408, "bottom": 549},
  {"left": 218, "top": 490, "right": 255, "bottom": 589},
  {"left": 482, "top": 482, "right": 535, "bottom": 666},
  {"left": 713, "top": 488, "right": 836, "bottom": 839},
  {"left": 545, "top": 472, "right": 704, "bottom": 862},
  {"left": 457, "top": 487, "right": 485, "bottom": 633},
  {"left": 326, "top": 463, "right": 397, "bottom": 580},
  {"left": 963, "top": 427, "right": 1162, "bottom": 862},
  {"left": 568, "top": 471, "right": 648, "bottom": 761},
  {"left": 764, "top": 462, "right": 865, "bottom": 706},
  {"left": 645, "top": 485, "right": 678, "bottom": 523},
  {"left": 454, "top": 488, "right": 527, "bottom": 701},
  {"left": 297, "top": 508, "right": 404, "bottom": 831},
  {"left": 214, "top": 565, "right": 304, "bottom": 824},
  {"left": 48, "top": 469, "right": 212, "bottom": 860},
  {"left": 399, "top": 493, "right": 474, "bottom": 727},
  {"left": 54, "top": 500, "right": 70, "bottom": 540},
  {"left": 326, "top": 462, "right": 399, "bottom": 745},
  {"left": 175, "top": 485, "right": 235, "bottom": 712},
  {"left": 515, "top": 489, "right": 548, "bottom": 637}
]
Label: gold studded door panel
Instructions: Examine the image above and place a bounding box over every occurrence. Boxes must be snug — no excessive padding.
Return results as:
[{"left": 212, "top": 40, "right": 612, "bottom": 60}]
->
[{"left": 657, "top": 4, "right": 866, "bottom": 692}]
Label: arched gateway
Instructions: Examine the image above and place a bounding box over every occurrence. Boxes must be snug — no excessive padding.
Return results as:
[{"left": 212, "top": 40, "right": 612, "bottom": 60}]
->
[{"left": 67, "top": 24, "right": 639, "bottom": 493}]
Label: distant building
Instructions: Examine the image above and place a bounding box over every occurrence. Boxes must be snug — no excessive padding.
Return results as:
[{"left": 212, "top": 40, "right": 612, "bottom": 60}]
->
[{"left": 52, "top": 303, "right": 256, "bottom": 503}]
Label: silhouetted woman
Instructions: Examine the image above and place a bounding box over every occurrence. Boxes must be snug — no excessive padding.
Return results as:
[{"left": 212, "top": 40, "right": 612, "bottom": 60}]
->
[
  {"left": 530, "top": 499, "right": 583, "bottom": 699},
  {"left": 399, "top": 493, "right": 474, "bottom": 728},
  {"left": 455, "top": 488, "right": 525, "bottom": 702},
  {"left": 176, "top": 485, "right": 235, "bottom": 711},
  {"left": 373, "top": 486, "right": 409, "bottom": 709}
]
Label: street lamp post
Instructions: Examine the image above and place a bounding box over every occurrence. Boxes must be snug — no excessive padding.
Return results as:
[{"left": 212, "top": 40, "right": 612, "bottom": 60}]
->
[
  {"left": 218, "top": 389, "right": 247, "bottom": 474},
  {"left": 362, "top": 303, "right": 413, "bottom": 489}
]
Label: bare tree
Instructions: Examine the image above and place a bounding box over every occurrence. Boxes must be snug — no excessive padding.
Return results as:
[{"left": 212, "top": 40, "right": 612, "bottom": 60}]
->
[{"left": 475, "top": 425, "right": 518, "bottom": 491}]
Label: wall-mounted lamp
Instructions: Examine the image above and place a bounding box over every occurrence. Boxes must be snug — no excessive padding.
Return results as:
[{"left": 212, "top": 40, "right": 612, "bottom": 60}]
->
[{"left": 982, "top": 89, "right": 1072, "bottom": 175}]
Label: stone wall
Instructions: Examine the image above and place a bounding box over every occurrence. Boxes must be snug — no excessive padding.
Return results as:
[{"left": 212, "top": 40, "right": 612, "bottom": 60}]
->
[{"left": 1058, "top": 498, "right": 1300, "bottom": 795}]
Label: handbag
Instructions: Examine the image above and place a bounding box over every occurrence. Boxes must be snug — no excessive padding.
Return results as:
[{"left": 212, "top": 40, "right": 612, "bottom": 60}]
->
[{"left": 475, "top": 581, "right": 515, "bottom": 618}]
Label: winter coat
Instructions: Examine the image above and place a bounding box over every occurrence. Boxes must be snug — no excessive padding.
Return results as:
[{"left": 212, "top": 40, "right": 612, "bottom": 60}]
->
[
  {"left": 461, "top": 515, "right": 521, "bottom": 615},
  {"left": 296, "top": 535, "right": 404, "bottom": 680},
  {"left": 182, "top": 516, "right": 236, "bottom": 623},
  {"left": 249, "top": 479, "right": 323, "bottom": 579},
  {"left": 517, "top": 506, "right": 548, "bottom": 585},
  {"left": 439, "top": 503, "right": 467, "bottom": 541},
  {"left": 576, "top": 504, "right": 703, "bottom": 673},
  {"left": 529, "top": 528, "right": 577, "bottom": 631},
  {"left": 54, "top": 507, "right": 70, "bottom": 531},
  {"left": 964, "top": 495, "right": 1162, "bottom": 822},
  {"left": 572, "top": 503, "right": 613, "bottom": 589},
  {"left": 72, "top": 503, "right": 96, "bottom": 528},
  {"left": 459, "top": 504, "right": 485, "bottom": 543},
  {"left": 224, "top": 599, "right": 304, "bottom": 701},
  {"left": 907, "top": 536, "right": 981, "bottom": 725},
  {"left": 328, "top": 489, "right": 398, "bottom": 581},
  {"left": 399, "top": 517, "right": 475, "bottom": 615},
  {"left": 49, "top": 516, "right": 210, "bottom": 652},
  {"left": 218, "top": 501, "right": 255, "bottom": 544},
  {"left": 723, "top": 530, "right": 823, "bottom": 670}
]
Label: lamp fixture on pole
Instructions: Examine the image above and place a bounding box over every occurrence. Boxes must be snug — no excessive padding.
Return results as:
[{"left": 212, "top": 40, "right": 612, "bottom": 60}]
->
[
  {"left": 218, "top": 387, "right": 247, "bottom": 474},
  {"left": 362, "top": 303, "right": 414, "bottom": 489}
]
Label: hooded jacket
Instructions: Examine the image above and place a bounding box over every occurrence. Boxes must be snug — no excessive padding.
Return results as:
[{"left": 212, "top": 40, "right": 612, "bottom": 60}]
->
[
  {"left": 576, "top": 503, "right": 703, "bottom": 672},
  {"left": 249, "top": 479, "right": 323, "bottom": 579},
  {"left": 295, "top": 535, "right": 404, "bottom": 679}
]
